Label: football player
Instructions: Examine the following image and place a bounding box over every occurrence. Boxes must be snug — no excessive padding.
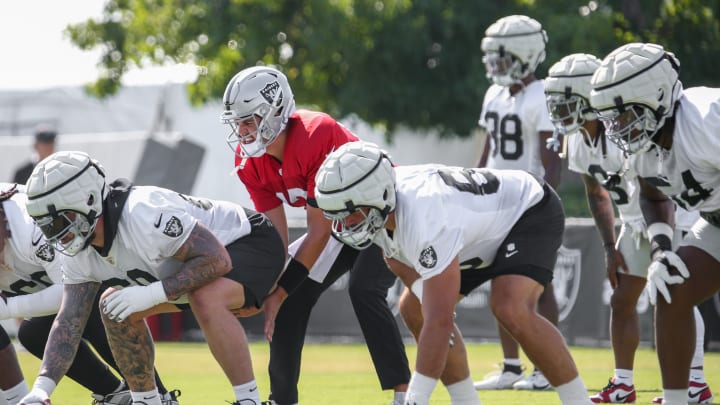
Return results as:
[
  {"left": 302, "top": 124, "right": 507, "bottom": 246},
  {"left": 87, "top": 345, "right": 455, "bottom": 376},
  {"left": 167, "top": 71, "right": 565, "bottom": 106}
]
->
[
  {"left": 474, "top": 14, "right": 561, "bottom": 391},
  {"left": 0, "top": 183, "right": 179, "bottom": 405},
  {"left": 16, "top": 152, "right": 285, "bottom": 405},
  {"left": 546, "top": 53, "right": 712, "bottom": 404},
  {"left": 314, "top": 141, "right": 595, "bottom": 405},
  {"left": 590, "top": 42, "right": 720, "bottom": 405},
  {"left": 220, "top": 66, "right": 410, "bottom": 405}
]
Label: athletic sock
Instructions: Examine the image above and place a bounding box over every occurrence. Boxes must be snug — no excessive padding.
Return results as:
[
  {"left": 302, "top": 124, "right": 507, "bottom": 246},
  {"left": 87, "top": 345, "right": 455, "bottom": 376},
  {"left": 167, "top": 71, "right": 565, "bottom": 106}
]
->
[
  {"left": 613, "top": 369, "right": 633, "bottom": 385},
  {"left": 131, "top": 388, "right": 161, "bottom": 405},
  {"left": 4, "top": 380, "right": 30, "bottom": 405},
  {"left": 446, "top": 376, "right": 482, "bottom": 404},
  {"left": 232, "top": 380, "right": 261, "bottom": 403}
]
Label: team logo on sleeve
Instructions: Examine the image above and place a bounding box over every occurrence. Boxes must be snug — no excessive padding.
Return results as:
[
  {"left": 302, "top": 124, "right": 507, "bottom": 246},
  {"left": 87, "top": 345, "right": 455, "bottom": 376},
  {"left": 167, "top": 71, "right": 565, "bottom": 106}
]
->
[
  {"left": 162, "top": 216, "right": 184, "bottom": 238},
  {"left": 419, "top": 246, "right": 438, "bottom": 268},
  {"left": 35, "top": 243, "right": 55, "bottom": 262}
]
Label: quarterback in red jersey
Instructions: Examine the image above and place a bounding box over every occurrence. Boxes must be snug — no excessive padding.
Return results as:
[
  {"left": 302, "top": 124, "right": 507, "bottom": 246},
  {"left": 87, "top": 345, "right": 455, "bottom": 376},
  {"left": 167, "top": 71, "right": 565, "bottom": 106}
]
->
[{"left": 221, "top": 66, "right": 410, "bottom": 405}]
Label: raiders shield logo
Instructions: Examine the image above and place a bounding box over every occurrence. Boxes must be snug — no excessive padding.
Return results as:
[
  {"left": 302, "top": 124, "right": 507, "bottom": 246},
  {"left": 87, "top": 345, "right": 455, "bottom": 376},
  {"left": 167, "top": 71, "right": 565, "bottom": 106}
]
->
[
  {"left": 419, "top": 246, "right": 438, "bottom": 269},
  {"left": 260, "top": 81, "right": 282, "bottom": 105},
  {"left": 552, "top": 245, "right": 582, "bottom": 322},
  {"left": 163, "top": 216, "right": 184, "bottom": 237},
  {"left": 35, "top": 243, "right": 55, "bottom": 262}
]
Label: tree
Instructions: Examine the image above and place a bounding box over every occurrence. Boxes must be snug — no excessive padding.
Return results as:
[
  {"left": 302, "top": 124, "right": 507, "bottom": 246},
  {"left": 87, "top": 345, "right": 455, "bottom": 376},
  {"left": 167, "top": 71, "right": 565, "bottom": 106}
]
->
[{"left": 65, "top": 0, "right": 717, "bottom": 138}]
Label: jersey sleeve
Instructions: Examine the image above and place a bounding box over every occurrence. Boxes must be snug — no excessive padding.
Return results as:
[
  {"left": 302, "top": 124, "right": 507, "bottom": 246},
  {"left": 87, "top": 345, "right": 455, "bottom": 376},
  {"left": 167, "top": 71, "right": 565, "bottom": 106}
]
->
[
  {"left": 529, "top": 82, "right": 555, "bottom": 133},
  {"left": 236, "top": 156, "right": 283, "bottom": 212},
  {"left": 125, "top": 196, "right": 199, "bottom": 260}
]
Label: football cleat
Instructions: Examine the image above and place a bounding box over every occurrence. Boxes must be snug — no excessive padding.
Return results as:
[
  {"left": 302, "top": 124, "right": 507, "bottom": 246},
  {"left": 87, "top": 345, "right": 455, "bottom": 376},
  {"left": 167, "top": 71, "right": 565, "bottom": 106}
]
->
[
  {"left": 474, "top": 369, "right": 524, "bottom": 390},
  {"left": 589, "top": 378, "right": 636, "bottom": 403},
  {"left": 651, "top": 380, "right": 714, "bottom": 404},
  {"left": 162, "top": 389, "right": 181, "bottom": 405},
  {"left": 91, "top": 384, "right": 132, "bottom": 405},
  {"left": 513, "top": 369, "right": 553, "bottom": 391}
]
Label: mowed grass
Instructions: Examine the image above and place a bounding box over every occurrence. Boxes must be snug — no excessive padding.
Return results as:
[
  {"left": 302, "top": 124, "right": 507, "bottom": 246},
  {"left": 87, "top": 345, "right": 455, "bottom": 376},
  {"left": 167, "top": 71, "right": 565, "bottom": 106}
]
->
[{"left": 16, "top": 340, "right": 720, "bottom": 404}]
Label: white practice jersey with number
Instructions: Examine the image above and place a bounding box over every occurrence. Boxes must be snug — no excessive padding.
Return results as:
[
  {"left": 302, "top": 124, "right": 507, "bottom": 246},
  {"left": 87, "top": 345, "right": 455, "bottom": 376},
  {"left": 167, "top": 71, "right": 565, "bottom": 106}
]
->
[
  {"left": 0, "top": 183, "right": 63, "bottom": 295},
  {"left": 61, "top": 186, "right": 252, "bottom": 289},
  {"left": 634, "top": 87, "right": 720, "bottom": 212},
  {"left": 479, "top": 81, "right": 554, "bottom": 178},
  {"left": 567, "top": 133, "right": 642, "bottom": 224},
  {"left": 381, "top": 165, "right": 544, "bottom": 280}
]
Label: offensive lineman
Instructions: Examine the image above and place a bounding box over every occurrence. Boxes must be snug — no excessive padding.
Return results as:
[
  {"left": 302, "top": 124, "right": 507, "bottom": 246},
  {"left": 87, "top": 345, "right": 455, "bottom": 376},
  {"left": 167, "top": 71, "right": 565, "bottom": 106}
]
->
[
  {"left": 18, "top": 151, "right": 285, "bottom": 405},
  {"left": 314, "top": 141, "right": 595, "bottom": 405}
]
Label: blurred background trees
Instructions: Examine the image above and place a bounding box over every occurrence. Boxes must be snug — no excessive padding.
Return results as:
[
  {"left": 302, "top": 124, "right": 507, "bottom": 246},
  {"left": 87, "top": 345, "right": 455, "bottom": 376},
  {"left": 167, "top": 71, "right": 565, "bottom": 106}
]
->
[{"left": 66, "top": 0, "right": 719, "bottom": 139}]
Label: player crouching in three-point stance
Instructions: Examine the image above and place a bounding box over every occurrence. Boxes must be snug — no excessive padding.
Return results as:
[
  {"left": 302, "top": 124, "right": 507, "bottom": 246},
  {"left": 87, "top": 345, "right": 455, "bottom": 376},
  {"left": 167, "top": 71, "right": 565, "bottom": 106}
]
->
[
  {"left": 18, "top": 151, "right": 285, "bottom": 405},
  {"left": 313, "top": 141, "right": 594, "bottom": 405}
]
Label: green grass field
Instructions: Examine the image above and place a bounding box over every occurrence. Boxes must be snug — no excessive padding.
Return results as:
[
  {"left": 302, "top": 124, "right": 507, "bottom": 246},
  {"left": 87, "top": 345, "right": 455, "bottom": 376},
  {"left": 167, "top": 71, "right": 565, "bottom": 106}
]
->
[{"left": 16, "top": 341, "right": 720, "bottom": 404}]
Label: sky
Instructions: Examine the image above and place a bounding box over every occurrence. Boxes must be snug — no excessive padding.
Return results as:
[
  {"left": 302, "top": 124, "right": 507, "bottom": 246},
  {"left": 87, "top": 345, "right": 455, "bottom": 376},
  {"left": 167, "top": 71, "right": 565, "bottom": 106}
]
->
[{"left": 0, "top": 1, "right": 196, "bottom": 90}]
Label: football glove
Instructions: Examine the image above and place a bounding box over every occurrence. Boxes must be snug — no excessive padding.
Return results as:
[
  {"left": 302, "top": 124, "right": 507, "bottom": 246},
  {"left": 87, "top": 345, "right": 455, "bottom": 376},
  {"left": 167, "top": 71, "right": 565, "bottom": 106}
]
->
[
  {"left": 646, "top": 250, "right": 689, "bottom": 305},
  {"left": 102, "top": 282, "right": 167, "bottom": 322},
  {"left": 20, "top": 376, "right": 55, "bottom": 405}
]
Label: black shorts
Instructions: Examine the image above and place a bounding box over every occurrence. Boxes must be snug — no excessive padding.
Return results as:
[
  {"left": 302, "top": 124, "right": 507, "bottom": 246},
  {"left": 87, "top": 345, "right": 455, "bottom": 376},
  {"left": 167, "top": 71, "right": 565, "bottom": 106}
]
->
[
  {"left": 222, "top": 208, "right": 285, "bottom": 308},
  {"left": 459, "top": 184, "right": 565, "bottom": 296}
]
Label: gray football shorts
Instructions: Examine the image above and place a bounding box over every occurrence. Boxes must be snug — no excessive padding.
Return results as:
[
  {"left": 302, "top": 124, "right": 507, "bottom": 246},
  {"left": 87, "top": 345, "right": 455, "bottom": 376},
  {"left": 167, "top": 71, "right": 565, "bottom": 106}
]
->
[{"left": 680, "top": 216, "right": 720, "bottom": 263}]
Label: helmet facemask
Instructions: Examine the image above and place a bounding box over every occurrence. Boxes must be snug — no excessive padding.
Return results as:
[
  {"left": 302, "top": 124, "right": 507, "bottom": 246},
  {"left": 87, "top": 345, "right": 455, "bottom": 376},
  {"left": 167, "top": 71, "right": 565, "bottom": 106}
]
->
[
  {"left": 547, "top": 93, "right": 588, "bottom": 135},
  {"left": 324, "top": 206, "right": 389, "bottom": 250},
  {"left": 34, "top": 209, "right": 97, "bottom": 256},
  {"left": 596, "top": 105, "right": 659, "bottom": 155},
  {"left": 224, "top": 99, "right": 287, "bottom": 158},
  {"left": 483, "top": 51, "right": 526, "bottom": 86}
]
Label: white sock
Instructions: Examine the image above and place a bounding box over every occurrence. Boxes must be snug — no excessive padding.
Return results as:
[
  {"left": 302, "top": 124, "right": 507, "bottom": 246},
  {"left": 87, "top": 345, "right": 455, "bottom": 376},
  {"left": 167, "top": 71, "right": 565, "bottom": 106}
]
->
[
  {"left": 405, "top": 372, "right": 437, "bottom": 405},
  {"left": 0, "top": 391, "right": 8, "bottom": 405},
  {"left": 662, "top": 389, "right": 688, "bottom": 405},
  {"left": 613, "top": 369, "right": 633, "bottom": 385},
  {"left": 131, "top": 388, "right": 162, "bottom": 405},
  {"left": 690, "top": 368, "right": 706, "bottom": 382},
  {"left": 691, "top": 306, "right": 705, "bottom": 368},
  {"left": 555, "top": 375, "right": 592, "bottom": 404},
  {"left": 394, "top": 391, "right": 406, "bottom": 404},
  {"left": 503, "top": 358, "right": 522, "bottom": 367},
  {"left": 446, "top": 376, "right": 481, "bottom": 404},
  {"left": 4, "top": 380, "right": 29, "bottom": 405},
  {"left": 232, "top": 380, "right": 261, "bottom": 403}
]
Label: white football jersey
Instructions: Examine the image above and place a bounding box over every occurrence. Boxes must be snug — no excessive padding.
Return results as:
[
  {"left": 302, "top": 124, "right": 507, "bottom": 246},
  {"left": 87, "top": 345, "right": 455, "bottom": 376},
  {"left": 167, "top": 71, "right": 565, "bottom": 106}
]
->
[
  {"left": 61, "top": 186, "right": 253, "bottom": 291},
  {"left": 478, "top": 81, "right": 554, "bottom": 178},
  {"left": 566, "top": 133, "right": 642, "bottom": 224},
  {"left": 381, "top": 165, "right": 544, "bottom": 280},
  {"left": 0, "top": 183, "right": 62, "bottom": 295},
  {"left": 634, "top": 87, "right": 720, "bottom": 212}
]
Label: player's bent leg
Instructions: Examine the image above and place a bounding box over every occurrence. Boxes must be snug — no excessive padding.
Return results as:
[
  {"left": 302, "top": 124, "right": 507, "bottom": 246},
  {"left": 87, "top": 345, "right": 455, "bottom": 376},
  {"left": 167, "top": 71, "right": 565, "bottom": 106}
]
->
[
  {"left": 187, "top": 277, "right": 255, "bottom": 385},
  {"left": 489, "top": 275, "right": 579, "bottom": 387},
  {"left": 0, "top": 327, "right": 28, "bottom": 403}
]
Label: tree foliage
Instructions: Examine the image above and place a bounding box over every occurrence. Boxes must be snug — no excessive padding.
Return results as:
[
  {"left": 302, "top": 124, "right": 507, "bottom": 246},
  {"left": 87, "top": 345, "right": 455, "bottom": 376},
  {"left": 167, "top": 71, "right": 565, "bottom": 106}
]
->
[{"left": 65, "top": 0, "right": 719, "bottom": 139}]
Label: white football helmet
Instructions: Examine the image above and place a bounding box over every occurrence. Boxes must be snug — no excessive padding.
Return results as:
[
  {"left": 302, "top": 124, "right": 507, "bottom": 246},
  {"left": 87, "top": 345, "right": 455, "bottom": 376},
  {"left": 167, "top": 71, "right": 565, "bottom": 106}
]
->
[
  {"left": 314, "top": 141, "right": 396, "bottom": 250},
  {"left": 590, "top": 42, "right": 682, "bottom": 154},
  {"left": 481, "top": 15, "right": 548, "bottom": 86},
  {"left": 220, "top": 66, "right": 296, "bottom": 158},
  {"left": 25, "top": 151, "right": 107, "bottom": 256},
  {"left": 545, "top": 53, "right": 602, "bottom": 135}
]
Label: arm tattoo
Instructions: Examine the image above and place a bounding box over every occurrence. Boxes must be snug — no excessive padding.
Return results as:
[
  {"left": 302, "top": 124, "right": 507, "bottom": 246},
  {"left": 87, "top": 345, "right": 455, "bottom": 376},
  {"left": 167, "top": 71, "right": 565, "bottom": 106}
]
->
[
  {"left": 39, "top": 282, "right": 100, "bottom": 383},
  {"left": 166, "top": 223, "right": 231, "bottom": 300}
]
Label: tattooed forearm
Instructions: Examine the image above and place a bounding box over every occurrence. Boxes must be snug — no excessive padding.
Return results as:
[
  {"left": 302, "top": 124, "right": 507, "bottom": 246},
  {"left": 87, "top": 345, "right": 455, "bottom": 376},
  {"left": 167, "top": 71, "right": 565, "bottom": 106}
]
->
[
  {"left": 104, "top": 314, "right": 157, "bottom": 391},
  {"left": 166, "top": 223, "right": 231, "bottom": 300},
  {"left": 39, "top": 282, "right": 99, "bottom": 382}
]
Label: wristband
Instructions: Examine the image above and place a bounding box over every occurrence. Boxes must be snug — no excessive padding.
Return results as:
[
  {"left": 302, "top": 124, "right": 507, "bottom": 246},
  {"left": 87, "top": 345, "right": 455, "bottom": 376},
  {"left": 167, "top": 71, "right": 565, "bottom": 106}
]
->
[
  {"left": 277, "top": 257, "right": 308, "bottom": 295},
  {"left": 33, "top": 375, "right": 57, "bottom": 396},
  {"left": 647, "top": 222, "right": 673, "bottom": 257}
]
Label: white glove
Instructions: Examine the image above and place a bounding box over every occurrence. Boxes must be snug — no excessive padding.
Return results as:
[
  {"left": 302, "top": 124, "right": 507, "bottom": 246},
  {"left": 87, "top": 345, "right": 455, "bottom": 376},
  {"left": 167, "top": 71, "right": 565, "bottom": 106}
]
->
[
  {"left": 20, "top": 376, "right": 55, "bottom": 405},
  {"left": 0, "top": 296, "right": 10, "bottom": 320},
  {"left": 101, "top": 282, "right": 167, "bottom": 322},
  {"left": 546, "top": 132, "right": 562, "bottom": 152},
  {"left": 646, "top": 250, "right": 689, "bottom": 305}
]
